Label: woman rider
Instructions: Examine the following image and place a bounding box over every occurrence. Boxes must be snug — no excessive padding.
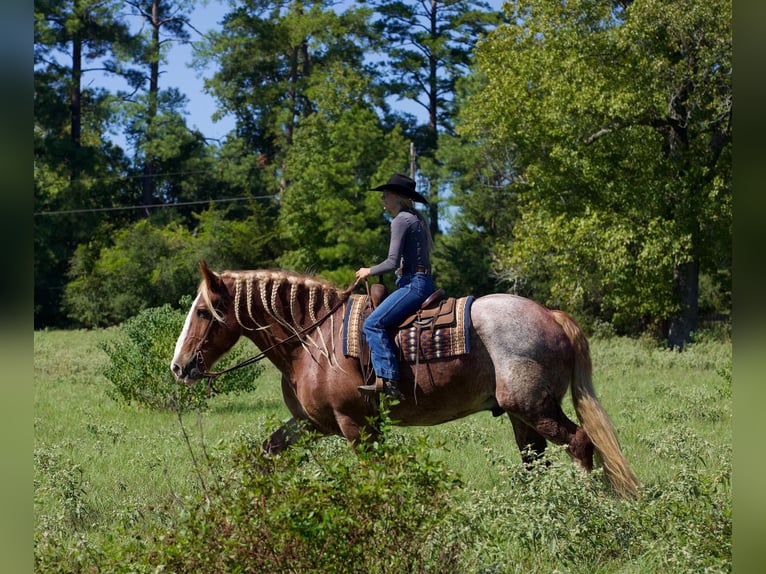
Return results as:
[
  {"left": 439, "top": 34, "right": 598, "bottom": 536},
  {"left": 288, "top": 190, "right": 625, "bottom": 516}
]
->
[{"left": 355, "top": 173, "right": 435, "bottom": 400}]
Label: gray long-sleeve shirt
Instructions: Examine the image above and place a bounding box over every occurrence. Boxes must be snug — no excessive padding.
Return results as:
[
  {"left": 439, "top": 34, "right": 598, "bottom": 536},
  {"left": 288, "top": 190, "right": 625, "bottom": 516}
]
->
[{"left": 370, "top": 209, "right": 430, "bottom": 276}]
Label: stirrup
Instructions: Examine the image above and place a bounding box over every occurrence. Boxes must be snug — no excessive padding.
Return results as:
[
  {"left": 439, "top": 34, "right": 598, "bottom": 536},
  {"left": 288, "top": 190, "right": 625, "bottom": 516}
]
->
[
  {"left": 357, "top": 376, "right": 383, "bottom": 397},
  {"left": 357, "top": 378, "right": 405, "bottom": 400}
]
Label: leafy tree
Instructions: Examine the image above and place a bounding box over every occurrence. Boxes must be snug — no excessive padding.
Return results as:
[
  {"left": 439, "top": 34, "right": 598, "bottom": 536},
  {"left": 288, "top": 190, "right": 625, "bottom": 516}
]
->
[
  {"left": 62, "top": 200, "right": 282, "bottom": 327},
  {"left": 199, "top": 0, "right": 379, "bottom": 191},
  {"left": 124, "top": 0, "right": 197, "bottom": 212},
  {"left": 192, "top": 200, "right": 282, "bottom": 271},
  {"left": 460, "top": 0, "right": 731, "bottom": 344},
  {"left": 278, "top": 64, "right": 411, "bottom": 284},
  {"left": 370, "top": 0, "right": 503, "bottom": 235},
  {"left": 63, "top": 219, "right": 197, "bottom": 326},
  {"left": 34, "top": 0, "right": 141, "bottom": 326},
  {"left": 430, "top": 120, "right": 520, "bottom": 296}
]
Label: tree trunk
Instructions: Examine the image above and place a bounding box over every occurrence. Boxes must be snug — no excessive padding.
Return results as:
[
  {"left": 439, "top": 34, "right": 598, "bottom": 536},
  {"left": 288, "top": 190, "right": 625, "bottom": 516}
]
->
[
  {"left": 667, "top": 258, "right": 699, "bottom": 350},
  {"left": 70, "top": 33, "right": 82, "bottom": 182},
  {"left": 142, "top": 0, "right": 161, "bottom": 215}
]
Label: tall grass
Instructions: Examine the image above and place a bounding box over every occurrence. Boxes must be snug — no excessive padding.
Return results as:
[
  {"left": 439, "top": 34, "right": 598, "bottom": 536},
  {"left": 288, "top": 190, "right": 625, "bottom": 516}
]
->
[{"left": 34, "top": 327, "right": 731, "bottom": 572}]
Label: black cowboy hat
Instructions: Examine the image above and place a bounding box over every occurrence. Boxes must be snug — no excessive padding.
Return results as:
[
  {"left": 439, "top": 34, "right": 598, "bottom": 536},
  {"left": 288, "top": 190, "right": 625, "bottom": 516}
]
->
[{"left": 371, "top": 173, "right": 429, "bottom": 205}]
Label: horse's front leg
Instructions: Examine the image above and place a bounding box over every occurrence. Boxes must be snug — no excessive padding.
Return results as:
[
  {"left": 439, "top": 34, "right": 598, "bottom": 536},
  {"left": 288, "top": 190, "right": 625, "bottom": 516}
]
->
[
  {"left": 335, "top": 412, "right": 381, "bottom": 449},
  {"left": 261, "top": 417, "right": 317, "bottom": 455}
]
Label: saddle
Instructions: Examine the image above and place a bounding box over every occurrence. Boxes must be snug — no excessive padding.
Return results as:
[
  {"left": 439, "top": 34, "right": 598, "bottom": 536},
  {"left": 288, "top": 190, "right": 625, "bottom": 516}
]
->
[
  {"left": 367, "top": 283, "right": 454, "bottom": 327},
  {"left": 343, "top": 284, "right": 473, "bottom": 363}
]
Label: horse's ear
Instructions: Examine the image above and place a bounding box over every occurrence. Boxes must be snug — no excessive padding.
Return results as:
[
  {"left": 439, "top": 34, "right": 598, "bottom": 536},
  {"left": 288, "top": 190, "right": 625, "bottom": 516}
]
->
[{"left": 199, "top": 260, "right": 224, "bottom": 294}]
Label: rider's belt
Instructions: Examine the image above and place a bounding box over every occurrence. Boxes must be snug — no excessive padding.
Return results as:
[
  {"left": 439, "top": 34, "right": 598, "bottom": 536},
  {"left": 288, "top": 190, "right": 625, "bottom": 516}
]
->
[{"left": 397, "top": 265, "right": 430, "bottom": 275}]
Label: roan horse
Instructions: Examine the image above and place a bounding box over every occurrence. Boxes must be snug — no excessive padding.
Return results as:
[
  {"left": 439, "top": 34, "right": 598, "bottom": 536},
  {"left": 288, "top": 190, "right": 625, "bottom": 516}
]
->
[{"left": 171, "top": 261, "right": 639, "bottom": 498}]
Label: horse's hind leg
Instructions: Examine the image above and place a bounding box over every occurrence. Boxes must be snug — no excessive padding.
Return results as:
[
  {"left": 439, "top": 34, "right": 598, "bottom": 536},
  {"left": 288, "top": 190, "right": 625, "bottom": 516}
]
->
[
  {"left": 508, "top": 414, "right": 547, "bottom": 468},
  {"left": 507, "top": 398, "right": 594, "bottom": 473}
]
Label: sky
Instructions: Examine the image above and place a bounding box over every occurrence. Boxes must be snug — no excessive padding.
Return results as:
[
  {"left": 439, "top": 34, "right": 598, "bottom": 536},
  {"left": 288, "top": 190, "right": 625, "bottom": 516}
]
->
[
  {"left": 160, "top": 0, "right": 235, "bottom": 142},
  {"left": 93, "top": 0, "right": 505, "bottom": 148}
]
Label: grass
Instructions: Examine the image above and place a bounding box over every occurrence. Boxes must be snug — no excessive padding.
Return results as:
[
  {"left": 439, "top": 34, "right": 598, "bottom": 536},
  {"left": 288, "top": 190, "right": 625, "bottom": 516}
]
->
[{"left": 34, "top": 327, "right": 732, "bottom": 572}]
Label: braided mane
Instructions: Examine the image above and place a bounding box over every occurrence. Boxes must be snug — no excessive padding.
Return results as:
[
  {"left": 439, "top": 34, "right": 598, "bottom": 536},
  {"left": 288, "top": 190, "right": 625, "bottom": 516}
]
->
[{"left": 205, "top": 269, "right": 353, "bottom": 365}]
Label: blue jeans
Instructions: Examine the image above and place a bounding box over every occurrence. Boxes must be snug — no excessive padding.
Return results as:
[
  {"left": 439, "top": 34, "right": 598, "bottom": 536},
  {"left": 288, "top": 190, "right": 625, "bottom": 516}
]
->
[{"left": 363, "top": 273, "right": 436, "bottom": 381}]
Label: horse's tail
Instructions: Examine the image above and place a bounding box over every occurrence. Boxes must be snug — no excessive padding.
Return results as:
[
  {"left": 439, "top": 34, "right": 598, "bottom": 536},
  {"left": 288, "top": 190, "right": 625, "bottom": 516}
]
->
[{"left": 550, "top": 310, "right": 640, "bottom": 499}]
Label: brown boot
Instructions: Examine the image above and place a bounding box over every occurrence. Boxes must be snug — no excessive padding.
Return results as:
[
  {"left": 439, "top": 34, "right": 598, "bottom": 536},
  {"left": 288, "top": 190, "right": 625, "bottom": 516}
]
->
[{"left": 381, "top": 378, "right": 405, "bottom": 401}]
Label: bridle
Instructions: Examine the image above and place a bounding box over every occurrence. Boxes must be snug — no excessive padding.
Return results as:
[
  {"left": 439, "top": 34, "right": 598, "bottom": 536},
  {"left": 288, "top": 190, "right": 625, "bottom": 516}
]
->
[{"left": 186, "top": 278, "right": 362, "bottom": 393}]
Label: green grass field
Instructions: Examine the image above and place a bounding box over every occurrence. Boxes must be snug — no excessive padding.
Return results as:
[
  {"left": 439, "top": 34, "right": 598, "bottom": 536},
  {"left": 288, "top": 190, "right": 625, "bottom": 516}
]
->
[{"left": 34, "top": 327, "right": 731, "bottom": 572}]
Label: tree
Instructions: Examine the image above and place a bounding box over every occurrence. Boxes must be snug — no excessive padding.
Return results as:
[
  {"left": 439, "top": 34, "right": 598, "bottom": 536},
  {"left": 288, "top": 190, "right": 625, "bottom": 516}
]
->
[
  {"left": 199, "top": 0, "right": 379, "bottom": 192},
  {"left": 125, "top": 0, "right": 195, "bottom": 213},
  {"left": 62, "top": 199, "right": 281, "bottom": 327},
  {"left": 34, "top": 0, "right": 140, "bottom": 326},
  {"left": 430, "top": 125, "right": 520, "bottom": 297},
  {"left": 460, "top": 0, "right": 731, "bottom": 345},
  {"left": 278, "top": 63, "right": 411, "bottom": 284},
  {"left": 370, "top": 0, "right": 503, "bottom": 235}
]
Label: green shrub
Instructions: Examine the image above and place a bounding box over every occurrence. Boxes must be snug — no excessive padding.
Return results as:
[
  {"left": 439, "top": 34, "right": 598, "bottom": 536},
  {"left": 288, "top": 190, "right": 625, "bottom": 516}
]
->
[
  {"left": 64, "top": 220, "right": 199, "bottom": 327},
  {"left": 101, "top": 301, "right": 261, "bottom": 411},
  {"left": 455, "top": 444, "right": 731, "bottom": 573},
  {"left": 110, "top": 408, "right": 465, "bottom": 573}
]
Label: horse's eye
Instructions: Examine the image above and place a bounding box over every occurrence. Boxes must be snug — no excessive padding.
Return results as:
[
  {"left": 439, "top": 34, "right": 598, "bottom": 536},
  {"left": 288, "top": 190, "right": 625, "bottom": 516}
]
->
[{"left": 196, "top": 308, "right": 212, "bottom": 320}]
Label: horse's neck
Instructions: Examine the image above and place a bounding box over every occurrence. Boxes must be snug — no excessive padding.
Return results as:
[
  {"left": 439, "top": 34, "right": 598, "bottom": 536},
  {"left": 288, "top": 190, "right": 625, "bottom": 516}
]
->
[
  {"left": 228, "top": 271, "right": 347, "bottom": 368},
  {"left": 229, "top": 271, "right": 341, "bottom": 334}
]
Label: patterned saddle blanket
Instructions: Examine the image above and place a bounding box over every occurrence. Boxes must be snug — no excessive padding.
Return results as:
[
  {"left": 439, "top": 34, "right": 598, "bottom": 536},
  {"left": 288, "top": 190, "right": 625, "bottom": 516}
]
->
[{"left": 342, "top": 292, "right": 474, "bottom": 363}]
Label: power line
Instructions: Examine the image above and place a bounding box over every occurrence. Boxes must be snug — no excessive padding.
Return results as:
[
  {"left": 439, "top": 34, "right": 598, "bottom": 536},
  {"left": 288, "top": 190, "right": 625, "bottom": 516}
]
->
[{"left": 33, "top": 194, "right": 278, "bottom": 217}]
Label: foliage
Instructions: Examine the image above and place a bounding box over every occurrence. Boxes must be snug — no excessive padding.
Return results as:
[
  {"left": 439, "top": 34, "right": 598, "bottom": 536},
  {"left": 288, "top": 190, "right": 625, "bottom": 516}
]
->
[
  {"left": 101, "top": 301, "right": 261, "bottom": 411},
  {"left": 279, "top": 69, "right": 410, "bottom": 278},
  {"left": 200, "top": 0, "right": 378, "bottom": 163},
  {"left": 63, "top": 219, "right": 198, "bottom": 326},
  {"left": 456, "top": 443, "right": 730, "bottom": 573},
  {"left": 459, "top": 0, "right": 732, "bottom": 343},
  {"left": 431, "top": 227, "right": 499, "bottom": 297},
  {"left": 192, "top": 199, "right": 282, "bottom": 271},
  {"left": 34, "top": 0, "right": 732, "bottom": 353},
  {"left": 370, "top": 0, "right": 502, "bottom": 137},
  {"left": 111, "top": 411, "right": 462, "bottom": 573},
  {"left": 63, "top": 201, "right": 280, "bottom": 327},
  {"left": 500, "top": 208, "right": 686, "bottom": 334},
  {"left": 33, "top": 0, "right": 202, "bottom": 327}
]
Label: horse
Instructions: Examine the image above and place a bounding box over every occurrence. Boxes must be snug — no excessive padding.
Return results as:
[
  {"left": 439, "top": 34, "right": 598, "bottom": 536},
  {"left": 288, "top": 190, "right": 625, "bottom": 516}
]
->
[{"left": 171, "top": 261, "right": 639, "bottom": 498}]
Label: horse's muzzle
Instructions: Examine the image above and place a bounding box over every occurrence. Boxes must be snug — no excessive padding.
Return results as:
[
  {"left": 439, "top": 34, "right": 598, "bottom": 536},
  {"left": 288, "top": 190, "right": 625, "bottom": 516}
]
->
[{"left": 171, "top": 356, "right": 204, "bottom": 383}]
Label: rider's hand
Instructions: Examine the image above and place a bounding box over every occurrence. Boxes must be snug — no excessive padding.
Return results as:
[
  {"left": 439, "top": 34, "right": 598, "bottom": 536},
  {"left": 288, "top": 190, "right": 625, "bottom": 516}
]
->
[{"left": 355, "top": 267, "right": 371, "bottom": 281}]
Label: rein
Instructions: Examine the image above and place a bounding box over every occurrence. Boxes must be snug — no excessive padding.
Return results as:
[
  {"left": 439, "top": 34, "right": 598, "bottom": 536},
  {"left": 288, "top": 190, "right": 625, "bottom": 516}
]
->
[{"left": 197, "top": 278, "right": 361, "bottom": 388}]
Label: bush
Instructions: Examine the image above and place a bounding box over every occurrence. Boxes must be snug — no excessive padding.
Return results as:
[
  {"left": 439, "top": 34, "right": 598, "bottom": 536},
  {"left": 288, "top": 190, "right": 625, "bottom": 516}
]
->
[
  {"left": 455, "top": 444, "right": 731, "bottom": 573},
  {"left": 110, "top": 409, "right": 466, "bottom": 573},
  {"left": 101, "top": 301, "right": 261, "bottom": 411},
  {"left": 64, "top": 220, "right": 199, "bottom": 327}
]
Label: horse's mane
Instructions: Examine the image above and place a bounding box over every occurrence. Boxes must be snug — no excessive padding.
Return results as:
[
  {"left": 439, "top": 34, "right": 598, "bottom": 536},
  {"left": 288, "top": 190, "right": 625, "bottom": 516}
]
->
[{"left": 199, "top": 269, "right": 352, "bottom": 330}]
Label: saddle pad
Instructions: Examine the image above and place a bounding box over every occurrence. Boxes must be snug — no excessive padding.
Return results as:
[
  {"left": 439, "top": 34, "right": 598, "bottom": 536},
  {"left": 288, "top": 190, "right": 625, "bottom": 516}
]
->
[
  {"left": 342, "top": 294, "right": 368, "bottom": 358},
  {"left": 396, "top": 296, "right": 473, "bottom": 362},
  {"left": 343, "top": 294, "right": 474, "bottom": 363}
]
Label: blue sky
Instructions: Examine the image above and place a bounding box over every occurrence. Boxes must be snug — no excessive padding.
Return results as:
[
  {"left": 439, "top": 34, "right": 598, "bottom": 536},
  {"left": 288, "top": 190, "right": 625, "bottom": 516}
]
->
[
  {"left": 92, "top": 0, "right": 505, "bottom": 147},
  {"left": 160, "top": 0, "right": 234, "bottom": 141}
]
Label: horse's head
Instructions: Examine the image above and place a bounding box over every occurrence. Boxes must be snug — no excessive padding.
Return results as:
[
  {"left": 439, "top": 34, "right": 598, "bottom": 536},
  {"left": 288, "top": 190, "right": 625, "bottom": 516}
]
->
[{"left": 170, "top": 261, "right": 241, "bottom": 383}]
